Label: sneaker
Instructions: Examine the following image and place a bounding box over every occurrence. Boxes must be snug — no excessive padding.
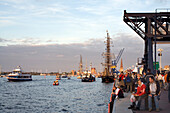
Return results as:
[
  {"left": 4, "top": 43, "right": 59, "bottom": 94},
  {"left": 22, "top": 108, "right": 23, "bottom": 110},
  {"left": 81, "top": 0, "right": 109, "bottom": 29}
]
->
[
  {"left": 149, "top": 108, "right": 152, "bottom": 112},
  {"left": 128, "top": 105, "right": 134, "bottom": 109},
  {"left": 133, "top": 107, "right": 140, "bottom": 110},
  {"left": 156, "top": 108, "right": 159, "bottom": 112}
]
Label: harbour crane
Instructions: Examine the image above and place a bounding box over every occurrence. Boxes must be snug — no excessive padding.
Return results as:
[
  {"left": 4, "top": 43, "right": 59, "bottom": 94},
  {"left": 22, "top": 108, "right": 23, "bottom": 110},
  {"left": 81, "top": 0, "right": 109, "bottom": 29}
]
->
[{"left": 111, "top": 48, "right": 125, "bottom": 74}]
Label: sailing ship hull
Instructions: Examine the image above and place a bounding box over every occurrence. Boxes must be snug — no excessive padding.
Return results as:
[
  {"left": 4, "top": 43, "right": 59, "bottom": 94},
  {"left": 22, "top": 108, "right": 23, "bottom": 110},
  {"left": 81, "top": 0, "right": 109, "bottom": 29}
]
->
[
  {"left": 101, "top": 76, "right": 114, "bottom": 83},
  {"left": 82, "top": 77, "right": 95, "bottom": 82}
]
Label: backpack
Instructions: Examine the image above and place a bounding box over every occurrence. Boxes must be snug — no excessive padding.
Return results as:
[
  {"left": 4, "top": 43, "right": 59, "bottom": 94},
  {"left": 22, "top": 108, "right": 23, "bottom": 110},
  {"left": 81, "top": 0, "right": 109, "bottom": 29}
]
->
[
  {"left": 126, "top": 75, "right": 131, "bottom": 83},
  {"left": 119, "top": 75, "right": 122, "bottom": 81}
]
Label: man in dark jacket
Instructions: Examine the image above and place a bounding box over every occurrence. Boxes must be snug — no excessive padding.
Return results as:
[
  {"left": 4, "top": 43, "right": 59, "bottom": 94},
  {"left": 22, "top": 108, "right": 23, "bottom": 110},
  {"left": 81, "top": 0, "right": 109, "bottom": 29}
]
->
[
  {"left": 146, "top": 76, "right": 160, "bottom": 112},
  {"left": 145, "top": 69, "right": 154, "bottom": 84},
  {"left": 167, "top": 71, "right": 170, "bottom": 103},
  {"left": 126, "top": 73, "right": 133, "bottom": 93}
]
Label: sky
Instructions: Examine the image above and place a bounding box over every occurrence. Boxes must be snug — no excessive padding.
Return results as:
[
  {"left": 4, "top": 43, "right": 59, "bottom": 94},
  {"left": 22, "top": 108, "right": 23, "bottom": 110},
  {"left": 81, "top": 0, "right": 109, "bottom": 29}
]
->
[{"left": 0, "top": 0, "right": 170, "bottom": 72}]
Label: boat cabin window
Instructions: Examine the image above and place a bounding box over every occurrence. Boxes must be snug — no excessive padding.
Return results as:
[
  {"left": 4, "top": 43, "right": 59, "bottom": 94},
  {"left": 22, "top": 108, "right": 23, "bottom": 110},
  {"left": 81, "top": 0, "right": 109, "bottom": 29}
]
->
[{"left": 13, "top": 71, "right": 21, "bottom": 74}]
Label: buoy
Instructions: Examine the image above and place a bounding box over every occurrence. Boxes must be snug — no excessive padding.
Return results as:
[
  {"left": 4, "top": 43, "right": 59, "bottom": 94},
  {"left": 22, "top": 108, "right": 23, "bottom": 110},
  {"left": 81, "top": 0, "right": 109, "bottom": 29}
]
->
[{"left": 53, "top": 83, "right": 59, "bottom": 85}]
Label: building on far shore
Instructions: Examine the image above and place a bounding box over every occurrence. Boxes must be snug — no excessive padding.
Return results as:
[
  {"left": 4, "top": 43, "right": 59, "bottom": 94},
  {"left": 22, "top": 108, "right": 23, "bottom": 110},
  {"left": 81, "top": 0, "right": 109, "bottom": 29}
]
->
[{"left": 91, "top": 68, "right": 97, "bottom": 75}]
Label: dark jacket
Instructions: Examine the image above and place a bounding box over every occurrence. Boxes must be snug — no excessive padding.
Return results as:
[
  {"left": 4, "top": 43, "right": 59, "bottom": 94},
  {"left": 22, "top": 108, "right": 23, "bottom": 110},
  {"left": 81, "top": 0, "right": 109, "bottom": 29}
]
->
[
  {"left": 145, "top": 73, "right": 154, "bottom": 84},
  {"left": 112, "top": 88, "right": 124, "bottom": 100},
  {"left": 125, "top": 75, "right": 133, "bottom": 84},
  {"left": 117, "top": 88, "right": 124, "bottom": 98},
  {"left": 167, "top": 73, "right": 170, "bottom": 83},
  {"left": 146, "top": 81, "right": 160, "bottom": 95}
]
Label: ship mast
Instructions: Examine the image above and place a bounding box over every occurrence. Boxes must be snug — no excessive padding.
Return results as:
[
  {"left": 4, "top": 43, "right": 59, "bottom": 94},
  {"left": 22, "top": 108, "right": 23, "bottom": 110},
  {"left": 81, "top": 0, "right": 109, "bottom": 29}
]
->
[
  {"left": 102, "top": 30, "right": 112, "bottom": 77},
  {"left": 79, "top": 55, "right": 83, "bottom": 75}
]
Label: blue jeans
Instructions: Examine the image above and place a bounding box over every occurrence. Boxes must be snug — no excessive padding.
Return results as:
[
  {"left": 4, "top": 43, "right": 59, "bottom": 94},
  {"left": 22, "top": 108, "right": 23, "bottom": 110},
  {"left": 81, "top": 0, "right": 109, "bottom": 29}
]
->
[
  {"left": 148, "top": 94, "right": 159, "bottom": 109},
  {"left": 168, "top": 83, "right": 170, "bottom": 102},
  {"left": 135, "top": 94, "right": 147, "bottom": 108}
]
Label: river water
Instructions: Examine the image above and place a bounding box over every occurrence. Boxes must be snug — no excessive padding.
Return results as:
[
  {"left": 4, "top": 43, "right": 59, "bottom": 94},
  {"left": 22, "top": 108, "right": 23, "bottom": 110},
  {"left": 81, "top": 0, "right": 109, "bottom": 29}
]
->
[{"left": 0, "top": 76, "right": 113, "bottom": 113}]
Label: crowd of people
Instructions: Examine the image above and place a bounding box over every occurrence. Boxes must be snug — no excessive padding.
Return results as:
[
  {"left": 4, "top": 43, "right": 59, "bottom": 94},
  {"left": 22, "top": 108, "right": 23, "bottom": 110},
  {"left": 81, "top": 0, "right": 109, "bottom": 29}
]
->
[{"left": 111, "top": 69, "right": 170, "bottom": 112}]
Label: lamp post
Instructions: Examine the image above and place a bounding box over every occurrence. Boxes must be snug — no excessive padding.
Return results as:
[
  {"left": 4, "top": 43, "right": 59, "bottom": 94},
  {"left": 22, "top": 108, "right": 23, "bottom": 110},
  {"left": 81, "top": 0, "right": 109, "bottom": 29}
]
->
[{"left": 157, "top": 48, "right": 163, "bottom": 73}]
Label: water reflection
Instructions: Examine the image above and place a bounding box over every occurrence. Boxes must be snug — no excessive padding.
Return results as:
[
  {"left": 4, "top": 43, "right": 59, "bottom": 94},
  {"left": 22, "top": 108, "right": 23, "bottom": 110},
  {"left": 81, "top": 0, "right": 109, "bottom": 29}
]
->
[{"left": 0, "top": 76, "right": 113, "bottom": 113}]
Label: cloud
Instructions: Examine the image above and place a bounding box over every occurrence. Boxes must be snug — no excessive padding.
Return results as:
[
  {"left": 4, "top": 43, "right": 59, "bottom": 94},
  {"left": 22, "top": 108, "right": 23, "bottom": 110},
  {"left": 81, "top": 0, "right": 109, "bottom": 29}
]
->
[
  {"left": 0, "top": 0, "right": 170, "bottom": 72},
  {"left": 56, "top": 54, "right": 64, "bottom": 58},
  {"left": 0, "top": 20, "right": 16, "bottom": 26},
  {"left": 0, "top": 38, "right": 7, "bottom": 42},
  {"left": 0, "top": 37, "right": 59, "bottom": 46},
  {"left": 0, "top": 32, "right": 170, "bottom": 73}
]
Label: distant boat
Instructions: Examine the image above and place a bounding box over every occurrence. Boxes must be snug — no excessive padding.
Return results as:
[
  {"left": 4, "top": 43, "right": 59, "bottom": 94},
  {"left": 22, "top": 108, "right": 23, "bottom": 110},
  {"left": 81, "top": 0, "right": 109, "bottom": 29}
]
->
[
  {"left": 82, "top": 71, "right": 95, "bottom": 82},
  {"left": 61, "top": 74, "right": 67, "bottom": 78},
  {"left": 56, "top": 75, "right": 61, "bottom": 80},
  {"left": 7, "top": 66, "right": 32, "bottom": 81},
  {"left": 67, "top": 75, "right": 71, "bottom": 79},
  {"left": 40, "top": 73, "right": 46, "bottom": 76}
]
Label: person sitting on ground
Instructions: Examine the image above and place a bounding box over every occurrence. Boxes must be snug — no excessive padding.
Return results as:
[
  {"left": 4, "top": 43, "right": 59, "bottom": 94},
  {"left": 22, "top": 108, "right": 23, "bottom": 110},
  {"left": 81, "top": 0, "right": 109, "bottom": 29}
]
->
[
  {"left": 111, "top": 85, "right": 124, "bottom": 101},
  {"left": 128, "top": 79, "right": 146, "bottom": 110},
  {"left": 146, "top": 76, "right": 160, "bottom": 112},
  {"left": 145, "top": 69, "right": 154, "bottom": 84},
  {"left": 134, "top": 74, "right": 145, "bottom": 93}
]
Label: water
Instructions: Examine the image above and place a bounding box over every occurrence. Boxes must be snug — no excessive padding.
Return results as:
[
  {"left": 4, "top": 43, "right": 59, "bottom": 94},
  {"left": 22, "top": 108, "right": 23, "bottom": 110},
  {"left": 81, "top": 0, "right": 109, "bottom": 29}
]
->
[{"left": 0, "top": 76, "right": 113, "bottom": 113}]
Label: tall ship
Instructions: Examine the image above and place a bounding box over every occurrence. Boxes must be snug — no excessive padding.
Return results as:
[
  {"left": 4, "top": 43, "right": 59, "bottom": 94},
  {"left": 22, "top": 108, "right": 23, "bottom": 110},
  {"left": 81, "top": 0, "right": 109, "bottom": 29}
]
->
[
  {"left": 7, "top": 66, "right": 32, "bottom": 81},
  {"left": 101, "top": 31, "right": 114, "bottom": 83}
]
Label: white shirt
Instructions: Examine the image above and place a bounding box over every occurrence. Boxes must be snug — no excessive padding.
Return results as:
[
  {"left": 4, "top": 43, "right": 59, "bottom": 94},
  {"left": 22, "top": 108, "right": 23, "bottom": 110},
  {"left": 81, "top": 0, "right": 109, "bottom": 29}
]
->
[{"left": 115, "top": 88, "right": 120, "bottom": 95}]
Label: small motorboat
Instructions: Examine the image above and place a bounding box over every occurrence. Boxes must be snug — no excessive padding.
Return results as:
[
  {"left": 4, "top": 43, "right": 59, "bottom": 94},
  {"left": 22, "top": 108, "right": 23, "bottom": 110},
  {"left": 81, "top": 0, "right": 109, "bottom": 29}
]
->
[
  {"left": 61, "top": 74, "right": 67, "bottom": 78},
  {"left": 7, "top": 66, "right": 32, "bottom": 81},
  {"left": 56, "top": 74, "right": 61, "bottom": 80},
  {"left": 56, "top": 78, "right": 60, "bottom": 80},
  {"left": 53, "top": 80, "right": 59, "bottom": 85}
]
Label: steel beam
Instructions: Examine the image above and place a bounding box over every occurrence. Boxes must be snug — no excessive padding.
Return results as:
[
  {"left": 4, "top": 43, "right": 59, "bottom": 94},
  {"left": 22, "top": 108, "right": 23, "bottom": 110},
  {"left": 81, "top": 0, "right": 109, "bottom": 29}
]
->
[{"left": 123, "top": 10, "right": 170, "bottom": 74}]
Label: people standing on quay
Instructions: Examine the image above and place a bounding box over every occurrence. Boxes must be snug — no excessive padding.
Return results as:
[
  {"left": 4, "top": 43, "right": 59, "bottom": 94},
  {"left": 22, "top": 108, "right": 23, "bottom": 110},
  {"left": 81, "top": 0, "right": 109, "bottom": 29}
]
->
[
  {"left": 146, "top": 76, "right": 160, "bottom": 112},
  {"left": 126, "top": 73, "right": 133, "bottom": 93},
  {"left": 157, "top": 73, "right": 163, "bottom": 88},
  {"left": 128, "top": 79, "right": 146, "bottom": 110},
  {"left": 119, "top": 72, "right": 125, "bottom": 91},
  {"left": 164, "top": 71, "right": 169, "bottom": 91}
]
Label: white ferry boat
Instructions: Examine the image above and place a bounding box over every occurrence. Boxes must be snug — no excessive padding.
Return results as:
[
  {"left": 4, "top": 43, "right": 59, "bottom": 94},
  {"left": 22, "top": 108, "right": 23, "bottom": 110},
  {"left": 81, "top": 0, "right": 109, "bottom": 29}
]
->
[{"left": 7, "top": 66, "right": 32, "bottom": 81}]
